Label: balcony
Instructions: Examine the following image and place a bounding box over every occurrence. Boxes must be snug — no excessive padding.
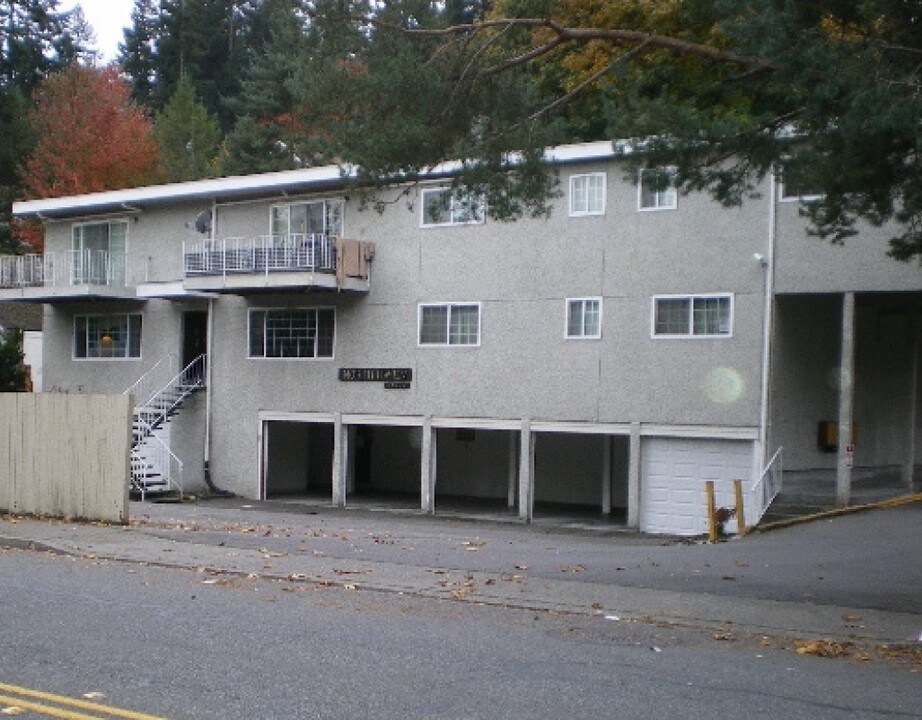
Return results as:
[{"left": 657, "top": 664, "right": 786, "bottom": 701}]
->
[
  {"left": 182, "top": 234, "right": 375, "bottom": 293},
  {"left": 0, "top": 251, "right": 143, "bottom": 302}
]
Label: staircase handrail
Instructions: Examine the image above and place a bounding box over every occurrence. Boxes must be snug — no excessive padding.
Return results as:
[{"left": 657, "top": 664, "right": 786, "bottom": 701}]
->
[
  {"left": 752, "top": 446, "right": 783, "bottom": 524},
  {"left": 133, "top": 354, "right": 206, "bottom": 444},
  {"left": 124, "top": 354, "right": 178, "bottom": 408}
]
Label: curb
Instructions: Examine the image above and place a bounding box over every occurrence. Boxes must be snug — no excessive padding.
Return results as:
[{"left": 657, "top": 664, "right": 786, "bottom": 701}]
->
[{"left": 753, "top": 492, "right": 922, "bottom": 533}]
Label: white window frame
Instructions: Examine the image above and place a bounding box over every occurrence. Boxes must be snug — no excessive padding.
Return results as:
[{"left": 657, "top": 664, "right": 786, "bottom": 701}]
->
[
  {"left": 248, "top": 307, "right": 336, "bottom": 359},
  {"left": 420, "top": 187, "right": 486, "bottom": 227},
  {"left": 565, "top": 298, "right": 602, "bottom": 340},
  {"left": 568, "top": 173, "right": 606, "bottom": 217},
  {"left": 73, "top": 313, "right": 142, "bottom": 360},
  {"left": 270, "top": 198, "right": 344, "bottom": 238},
  {"left": 418, "top": 302, "right": 481, "bottom": 347},
  {"left": 651, "top": 294, "right": 733, "bottom": 338},
  {"left": 778, "top": 174, "right": 823, "bottom": 203},
  {"left": 71, "top": 219, "right": 129, "bottom": 286},
  {"left": 638, "top": 167, "right": 678, "bottom": 211}
]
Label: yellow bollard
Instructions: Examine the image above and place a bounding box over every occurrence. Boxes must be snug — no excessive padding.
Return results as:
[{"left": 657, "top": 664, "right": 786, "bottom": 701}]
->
[
  {"left": 705, "top": 480, "right": 718, "bottom": 542},
  {"left": 734, "top": 479, "right": 747, "bottom": 535}
]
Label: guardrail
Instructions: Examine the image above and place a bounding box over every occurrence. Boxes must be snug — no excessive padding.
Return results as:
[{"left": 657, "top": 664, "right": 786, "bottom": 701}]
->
[
  {"left": 183, "top": 234, "right": 336, "bottom": 277},
  {"left": 0, "top": 251, "right": 145, "bottom": 289}
]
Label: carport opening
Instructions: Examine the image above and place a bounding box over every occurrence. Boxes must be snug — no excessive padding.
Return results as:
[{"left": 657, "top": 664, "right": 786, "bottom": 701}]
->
[
  {"left": 264, "top": 421, "right": 333, "bottom": 500},
  {"left": 347, "top": 424, "right": 421, "bottom": 509},
  {"left": 433, "top": 428, "right": 517, "bottom": 514},
  {"left": 533, "top": 432, "right": 629, "bottom": 523}
]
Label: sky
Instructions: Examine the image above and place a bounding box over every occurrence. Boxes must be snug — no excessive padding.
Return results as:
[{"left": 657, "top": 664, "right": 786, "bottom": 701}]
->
[{"left": 63, "top": 0, "right": 136, "bottom": 63}]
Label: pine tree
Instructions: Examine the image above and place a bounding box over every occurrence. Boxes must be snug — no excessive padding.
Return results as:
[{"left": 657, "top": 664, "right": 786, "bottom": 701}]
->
[
  {"left": 119, "top": 0, "right": 160, "bottom": 108},
  {"left": 154, "top": 75, "right": 222, "bottom": 181}
]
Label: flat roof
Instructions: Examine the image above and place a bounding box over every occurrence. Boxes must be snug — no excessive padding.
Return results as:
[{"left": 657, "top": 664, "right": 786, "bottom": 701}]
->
[{"left": 12, "top": 140, "right": 617, "bottom": 219}]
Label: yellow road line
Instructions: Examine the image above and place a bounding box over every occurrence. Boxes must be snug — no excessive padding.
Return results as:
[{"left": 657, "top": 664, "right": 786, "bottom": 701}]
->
[{"left": 0, "top": 683, "right": 173, "bottom": 720}]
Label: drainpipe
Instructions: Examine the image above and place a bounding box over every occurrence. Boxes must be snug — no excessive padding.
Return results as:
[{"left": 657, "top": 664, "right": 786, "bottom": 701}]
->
[
  {"left": 758, "top": 169, "right": 778, "bottom": 471},
  {"left": 202, "top": 280, "right": 232, "bottom": 496}
]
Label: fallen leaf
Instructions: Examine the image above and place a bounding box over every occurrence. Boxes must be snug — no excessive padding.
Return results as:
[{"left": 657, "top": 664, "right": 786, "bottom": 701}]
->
[{"left": 794, "top": 639, "right": 853, "bottom": 658}]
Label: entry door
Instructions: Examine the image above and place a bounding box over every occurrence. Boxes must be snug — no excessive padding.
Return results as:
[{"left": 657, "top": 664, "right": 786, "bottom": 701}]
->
[{"left": 182, "top": 311, "right": 208, "bottom": 369}]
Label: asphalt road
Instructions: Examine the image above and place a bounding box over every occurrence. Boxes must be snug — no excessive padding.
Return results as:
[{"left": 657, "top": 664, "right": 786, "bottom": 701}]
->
[{"left": 1, "top": 546, "right": 920, "bottom": 720}]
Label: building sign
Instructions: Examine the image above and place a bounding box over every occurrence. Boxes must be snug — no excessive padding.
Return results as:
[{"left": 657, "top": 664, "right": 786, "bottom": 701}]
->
[{"left": 339, "top": 368, "right": 412, "bottom": 389}]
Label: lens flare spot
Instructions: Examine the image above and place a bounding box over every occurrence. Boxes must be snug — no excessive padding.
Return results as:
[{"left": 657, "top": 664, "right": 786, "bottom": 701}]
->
[{"left": 704, "top": 367, "right": 744, "bottom": 404}]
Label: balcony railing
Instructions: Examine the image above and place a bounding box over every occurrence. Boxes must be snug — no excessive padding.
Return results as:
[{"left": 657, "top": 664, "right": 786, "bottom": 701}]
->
[
  {"left": 183, "top": 234, "right": 337, "bottom": 277},
  {"left": 0, "top": 251, "right": 142, "bottom": 289}
]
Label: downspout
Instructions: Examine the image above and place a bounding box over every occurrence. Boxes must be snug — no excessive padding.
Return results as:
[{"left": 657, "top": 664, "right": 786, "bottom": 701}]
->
[
  {"left": 202, "top": 200, "right": 233, "bottom": 497},
  {"left": 758, "top": 169, "right": 778, "bottom": 469}
]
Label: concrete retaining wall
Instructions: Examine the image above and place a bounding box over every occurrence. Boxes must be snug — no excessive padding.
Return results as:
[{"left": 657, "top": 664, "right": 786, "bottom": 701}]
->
[{"left": 0, "top": 393, "right": 131, "bottom": 523}]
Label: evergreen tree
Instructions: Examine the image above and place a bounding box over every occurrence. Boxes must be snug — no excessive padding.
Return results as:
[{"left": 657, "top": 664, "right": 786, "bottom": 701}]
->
[
  {"left": 0, "top": 85, "right": 33, "bottom": 253},
  {"left": 119, "top": 0, "right": 160, "bottom": 108},
  {"left": 154, "top": 75, "right": 222, "bottom": 181},
  {"left": 0, "top": 326, "right": 26, "bottom": 392},
  {"left": 222, "top": 0, "right": 314, "bottom": 174},
  {"left": 0, "top": 0, "right": 87, "bottom": 95}
]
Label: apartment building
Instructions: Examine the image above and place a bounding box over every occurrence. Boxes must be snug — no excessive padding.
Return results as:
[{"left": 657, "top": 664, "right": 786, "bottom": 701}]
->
[{"left": 4, "top": 140, "right": 919, "bottom": 535}]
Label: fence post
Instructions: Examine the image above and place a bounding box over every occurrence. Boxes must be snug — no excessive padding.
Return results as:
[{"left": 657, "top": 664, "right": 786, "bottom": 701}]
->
[
  {"left": 705, "top": 480, "right": 718, "bottom": 542},
  {"left": 734, "top": 478, "right": 747, "bottom": 535}
]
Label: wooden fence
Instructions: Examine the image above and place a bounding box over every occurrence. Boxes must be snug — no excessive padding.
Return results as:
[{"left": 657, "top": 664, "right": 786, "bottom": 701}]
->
[{"left": 0, "top": 393, "right": 132, "bottom": 523}]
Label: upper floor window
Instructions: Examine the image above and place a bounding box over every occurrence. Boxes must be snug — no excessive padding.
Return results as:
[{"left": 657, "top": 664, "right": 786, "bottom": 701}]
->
[
  {"left": 271, "top": 199, "right": 343, "bottom": 238},
  {"left": 72, "top": 219, "right": 129, "bottom": 286},
  {"left": 569, "top": 173, "right": 606, "bottom": 216},
  {"left": 566, "top": 298, "right": 601, "bottom": 339},
  {"left": 421, "top": 188, "right": 485, "bottom": 227},
  {"left": 652, "top": 294, "right": 732, "bottom": 338},
  {"left": 249, "top": 308, "right": 335, "bottom": 359},
  {"left": 639, "top": 168, "right": 678, "bottom": 211},
  {"left": 778, "top": 164, "right": 822, "bottom": 202},
  {"left": 418, "top": 303, "right": 480, "bottom": 346},
  {"left": 74, "top": 314, "right": 141, "bottom": 359}
]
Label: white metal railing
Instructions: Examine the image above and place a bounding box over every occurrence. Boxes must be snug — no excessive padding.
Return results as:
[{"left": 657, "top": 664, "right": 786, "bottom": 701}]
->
[
  {"left": 133, "top": 354, "right": 206, "bottom": 438},
  {"left": 124, "top": 355, "right": 179, "bottom": 409},
  {"left": 752, "top": 447, "right": 783, "bottom": 524},
  {"left": 183, "top": 234, "right": 337, "bottom": 277},
  {"left": 0, "top": 251, "right": 146, "bottom": 289},
  {"left": 130, "top": 433, "right": 183, "bottom": 500}
]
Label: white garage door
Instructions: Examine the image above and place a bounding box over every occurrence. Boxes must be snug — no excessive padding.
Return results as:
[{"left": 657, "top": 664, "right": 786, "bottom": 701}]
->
[{"left": 641, "top": 438, "right": 754, "bottom": 536}]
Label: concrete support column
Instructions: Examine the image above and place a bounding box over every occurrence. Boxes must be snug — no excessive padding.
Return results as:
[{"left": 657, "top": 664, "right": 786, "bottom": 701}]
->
[
  {"left": 518, "top": 419, "right": 535, "bottom": 523},
  {"left": 332, "top": 413, "right": 347, "bottom": 508},
  {"left": 627, "top": 422, "right": 641, "bottom": 529},
  {"left": 507, "top": 431, "right": 517, "bottom": 508},
  {"left": 836, "top": 292, "right": 856, "bottom": 507},
  {"left": 420, "top": 418, "right": 436, "bottom": 514},
  {"left": 346, "top": 425, "right": 356, "bottom": 495},
  {"left": 903, "top": 313, "right": 920, "bottom": 488},
  {"left": 601, "top": 435, "right": 612, "bottom": 516}
]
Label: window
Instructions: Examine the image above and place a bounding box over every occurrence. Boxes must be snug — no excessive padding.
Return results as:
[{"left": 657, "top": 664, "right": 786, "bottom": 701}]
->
[
  {"left": 653, "top": 295, "right": 732, "bottom": 337},
  {"left": 271, "top": 199, "right": 343, "bottom": 238},
  {"left": 249, "top": 308, "right": 335, "bottom": 358},
  {"left": 74, "top": 314, "right": 141, "bottom": 359},
  {"left": 421, "top": 188, "right": 485, "bottom": 227},
  {"left": 71, "top": 220, "right": 128, "bottom": 286},
  {"left": 566, "top": 298, "right": 601, "bottom": 339},
  {"left": 639, "top": 168, "right": 678, "bottom": 211},
  {"left": 779, "top": 164, "right": 822, "bottom": 201},
  {"left": 569, "top": 173, "right": 606, "bottom": 216},
  {"left": 418, "top": 303, "right": 480, "bottom": 346}
]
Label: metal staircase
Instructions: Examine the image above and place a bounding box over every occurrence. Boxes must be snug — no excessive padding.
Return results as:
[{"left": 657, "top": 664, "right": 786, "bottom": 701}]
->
[{"left": 125, "top": 354, "right": 206, "bottom": 499}]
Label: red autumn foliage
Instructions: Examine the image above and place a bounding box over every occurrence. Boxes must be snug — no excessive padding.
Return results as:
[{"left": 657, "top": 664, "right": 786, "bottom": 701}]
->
[{"left": 21, "top": 65, "right": 162, "bottom": 201}]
